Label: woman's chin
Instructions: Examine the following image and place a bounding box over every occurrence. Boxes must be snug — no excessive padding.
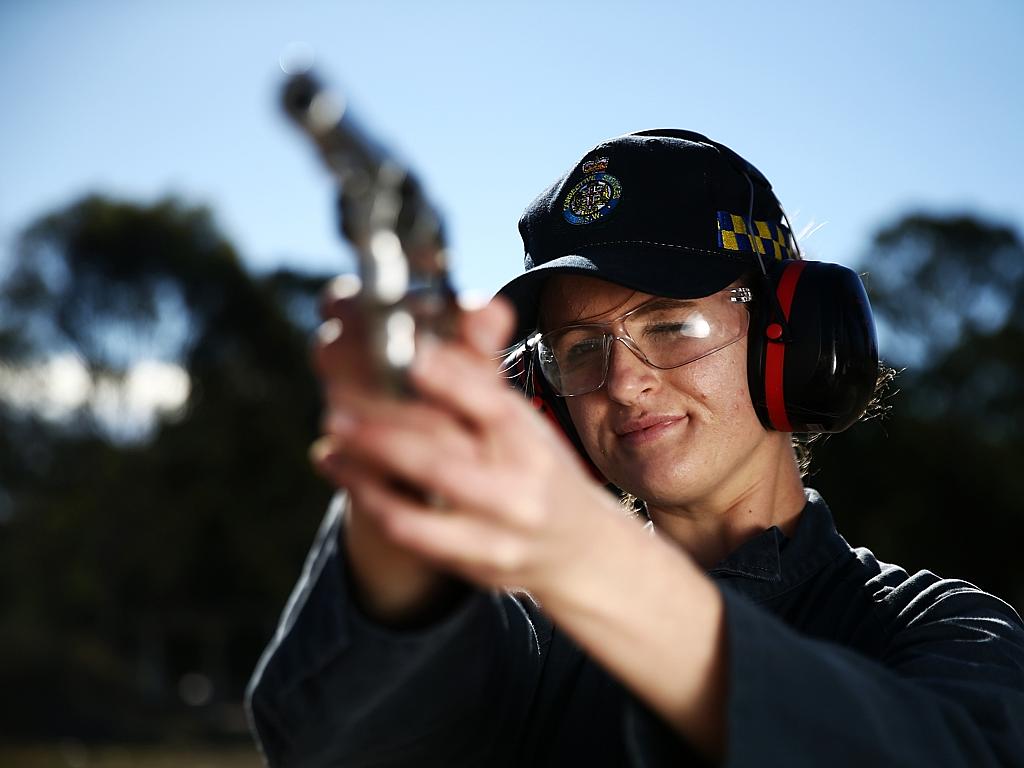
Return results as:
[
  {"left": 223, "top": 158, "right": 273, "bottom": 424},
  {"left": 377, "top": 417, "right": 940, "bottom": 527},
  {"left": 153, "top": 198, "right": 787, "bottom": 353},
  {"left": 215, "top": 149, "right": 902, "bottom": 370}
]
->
[{"left": 613, "top": 465, "right": 703, "bottom": 508}]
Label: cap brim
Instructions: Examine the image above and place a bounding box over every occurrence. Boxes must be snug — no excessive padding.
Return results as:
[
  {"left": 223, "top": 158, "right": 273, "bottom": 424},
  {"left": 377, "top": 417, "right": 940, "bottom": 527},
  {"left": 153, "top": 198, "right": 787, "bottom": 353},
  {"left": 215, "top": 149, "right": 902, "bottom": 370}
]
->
[{"left": 496, "top": 243, "right": 750, "bottom": 342}]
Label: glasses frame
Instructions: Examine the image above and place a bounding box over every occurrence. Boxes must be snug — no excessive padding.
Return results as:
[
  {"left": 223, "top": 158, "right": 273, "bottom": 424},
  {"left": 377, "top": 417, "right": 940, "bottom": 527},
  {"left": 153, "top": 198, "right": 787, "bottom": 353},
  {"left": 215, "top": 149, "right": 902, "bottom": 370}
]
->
[{"left": 530, "top": 286, "right": 754, "bottom": 397}]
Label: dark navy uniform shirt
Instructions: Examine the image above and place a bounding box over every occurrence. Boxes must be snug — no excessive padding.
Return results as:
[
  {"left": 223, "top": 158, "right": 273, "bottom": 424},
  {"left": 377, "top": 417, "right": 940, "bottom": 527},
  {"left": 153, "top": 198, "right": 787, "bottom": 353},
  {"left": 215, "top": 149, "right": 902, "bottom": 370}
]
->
[{"left": 246, "top": 490, "right": 1024, "bottom": 766}]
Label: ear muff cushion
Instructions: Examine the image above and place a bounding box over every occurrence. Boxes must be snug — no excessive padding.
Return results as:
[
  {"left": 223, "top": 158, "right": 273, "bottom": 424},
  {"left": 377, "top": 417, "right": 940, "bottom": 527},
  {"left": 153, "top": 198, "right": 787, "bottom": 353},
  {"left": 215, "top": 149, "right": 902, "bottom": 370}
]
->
[
  {"left": 750, "top": 260, "right": 879, "bottom": 433},
  {"left": 506, "top": 347, "right": 583, "bottom": 455},
  {"left": 530, "top": 367, "right": 609, "bottom": 484}
]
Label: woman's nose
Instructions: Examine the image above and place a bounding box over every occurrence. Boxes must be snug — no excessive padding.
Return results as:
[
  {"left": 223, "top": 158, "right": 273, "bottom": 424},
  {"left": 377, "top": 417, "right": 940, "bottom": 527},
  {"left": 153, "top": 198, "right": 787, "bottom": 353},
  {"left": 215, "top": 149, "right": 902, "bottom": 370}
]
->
[{"left": 603, "top": 337, "right": 658, "bottom": 404}]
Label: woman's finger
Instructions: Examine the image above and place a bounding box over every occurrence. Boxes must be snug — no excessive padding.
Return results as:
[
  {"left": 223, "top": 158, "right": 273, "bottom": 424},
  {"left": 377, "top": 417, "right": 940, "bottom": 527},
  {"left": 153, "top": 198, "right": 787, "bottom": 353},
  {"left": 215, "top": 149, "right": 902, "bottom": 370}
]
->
[
  {"left": 330, "top": 412, "right": 574, "bottom": 536},
  {"left": 455, "top": 295, "right": 517, "bottom": 358},
  {"left": 319, "top": 274, "right": 363, "bottom": 320},
  {"left": 410, "top": 342, "right": 527, "bottom": 430},
  {"left": 310, "top": 435, "right": 385, "bottom": 491},
  {"left": 351, "top": 477, "right": 529, "bottom": 586}
]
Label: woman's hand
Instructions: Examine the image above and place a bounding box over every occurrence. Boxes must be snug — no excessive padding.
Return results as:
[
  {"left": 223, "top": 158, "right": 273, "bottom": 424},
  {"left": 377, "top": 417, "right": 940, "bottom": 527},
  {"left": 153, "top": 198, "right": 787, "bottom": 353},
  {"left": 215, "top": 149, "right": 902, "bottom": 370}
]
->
[
  {"left": 310, "top": 281, "right": 727, "bottom": 756},
  {"left": 309, "top": 276, "right": 489, "bottom": 623},
  {"left": 311, "top": 287, "right": 632, "bottom": 600}
]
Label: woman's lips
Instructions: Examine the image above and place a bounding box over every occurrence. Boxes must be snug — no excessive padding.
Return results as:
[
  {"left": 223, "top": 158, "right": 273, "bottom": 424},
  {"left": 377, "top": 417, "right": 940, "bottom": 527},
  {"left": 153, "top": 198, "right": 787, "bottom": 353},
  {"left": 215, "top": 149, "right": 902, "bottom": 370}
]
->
[{"left": 616, "top": 416, "right": 688, "bottom": 448}]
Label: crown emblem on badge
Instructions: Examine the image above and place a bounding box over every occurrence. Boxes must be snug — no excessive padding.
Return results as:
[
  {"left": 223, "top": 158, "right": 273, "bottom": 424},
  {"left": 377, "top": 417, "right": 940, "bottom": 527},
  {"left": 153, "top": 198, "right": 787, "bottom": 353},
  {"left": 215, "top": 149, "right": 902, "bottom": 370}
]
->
[{"left": 563, "top": 157, "right": 622, "bottom": 225}]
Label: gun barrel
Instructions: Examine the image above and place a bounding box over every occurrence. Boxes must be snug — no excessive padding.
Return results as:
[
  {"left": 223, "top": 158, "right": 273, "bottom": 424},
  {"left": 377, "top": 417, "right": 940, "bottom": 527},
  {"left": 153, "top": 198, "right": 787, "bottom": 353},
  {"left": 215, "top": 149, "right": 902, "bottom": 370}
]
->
[{"left": 282, "top": 72, "right": 388, "bottom": 186}]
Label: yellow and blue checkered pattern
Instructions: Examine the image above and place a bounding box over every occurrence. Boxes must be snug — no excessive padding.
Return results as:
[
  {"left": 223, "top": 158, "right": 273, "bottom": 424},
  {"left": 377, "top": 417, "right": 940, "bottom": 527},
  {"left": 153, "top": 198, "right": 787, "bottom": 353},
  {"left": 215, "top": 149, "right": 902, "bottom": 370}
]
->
[{"left": 716, "top": 211, "right": 792, "bottom": 260}]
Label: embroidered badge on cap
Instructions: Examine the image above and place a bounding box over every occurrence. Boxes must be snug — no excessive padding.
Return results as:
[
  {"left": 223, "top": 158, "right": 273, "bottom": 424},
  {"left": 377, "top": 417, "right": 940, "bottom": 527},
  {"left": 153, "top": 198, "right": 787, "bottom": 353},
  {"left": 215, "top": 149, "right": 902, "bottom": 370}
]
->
[
  {"left": 563, "top": 158, "right": 622, "bottom": 225},
  {"left": 716, "top": 211, "right": 792, "bottom": 260}
]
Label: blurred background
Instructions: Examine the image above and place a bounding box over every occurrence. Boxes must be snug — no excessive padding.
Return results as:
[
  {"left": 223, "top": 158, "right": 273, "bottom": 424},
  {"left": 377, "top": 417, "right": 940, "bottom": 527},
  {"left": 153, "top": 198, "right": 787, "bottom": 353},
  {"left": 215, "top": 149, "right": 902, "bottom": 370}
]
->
[{"left": 1, "top": 0, "right": 1022, "bottom": 765}]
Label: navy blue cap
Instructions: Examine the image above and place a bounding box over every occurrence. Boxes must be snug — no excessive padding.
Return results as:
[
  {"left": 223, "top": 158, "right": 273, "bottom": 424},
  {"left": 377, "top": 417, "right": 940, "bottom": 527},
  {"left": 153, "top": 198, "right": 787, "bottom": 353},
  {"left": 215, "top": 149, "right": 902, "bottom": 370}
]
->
[{"left": 497, "top": 129, "right": 797, "bottom": 341}]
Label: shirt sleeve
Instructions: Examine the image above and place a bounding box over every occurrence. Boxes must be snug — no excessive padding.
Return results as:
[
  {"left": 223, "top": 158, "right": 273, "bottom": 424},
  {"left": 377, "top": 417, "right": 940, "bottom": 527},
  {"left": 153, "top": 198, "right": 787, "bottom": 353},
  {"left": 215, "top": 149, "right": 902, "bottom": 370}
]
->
[
  {"left": 244, "top": 494, "right": 547, "bottom": 768},
  {"left": 622, "top": 697, "right": 715, "bottom": 767},
  {"left": 720, "top": 576, "right": 1024, "bottom": 767}
]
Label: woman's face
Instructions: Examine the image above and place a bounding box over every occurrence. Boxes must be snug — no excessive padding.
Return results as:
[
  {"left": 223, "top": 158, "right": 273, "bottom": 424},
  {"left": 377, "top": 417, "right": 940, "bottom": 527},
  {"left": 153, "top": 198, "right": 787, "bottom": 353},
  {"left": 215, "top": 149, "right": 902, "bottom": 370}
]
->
[{"left": 540, "top": 274, "right": 787, "bottom": 510}]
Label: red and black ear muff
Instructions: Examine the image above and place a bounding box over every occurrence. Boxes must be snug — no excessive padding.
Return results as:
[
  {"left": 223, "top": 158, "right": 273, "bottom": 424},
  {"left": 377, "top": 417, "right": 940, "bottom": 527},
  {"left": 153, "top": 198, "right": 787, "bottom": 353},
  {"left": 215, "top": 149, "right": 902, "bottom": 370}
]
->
[
  {"left": 749, "top": 259, "right": 879, "bottom": 433},
  {"left": 504, "top": 342, "right": 609, "bottom": 484},
  {"left": 529, "top": 366, "right": 609, "bottom": 485}
]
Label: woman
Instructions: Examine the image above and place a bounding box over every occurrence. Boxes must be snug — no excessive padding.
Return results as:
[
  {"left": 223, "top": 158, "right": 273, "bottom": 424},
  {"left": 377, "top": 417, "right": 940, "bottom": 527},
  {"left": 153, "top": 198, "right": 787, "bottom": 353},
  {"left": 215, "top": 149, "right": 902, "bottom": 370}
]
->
[{"left": 247, "top": 130, "right": 1024, "bottom": 766}]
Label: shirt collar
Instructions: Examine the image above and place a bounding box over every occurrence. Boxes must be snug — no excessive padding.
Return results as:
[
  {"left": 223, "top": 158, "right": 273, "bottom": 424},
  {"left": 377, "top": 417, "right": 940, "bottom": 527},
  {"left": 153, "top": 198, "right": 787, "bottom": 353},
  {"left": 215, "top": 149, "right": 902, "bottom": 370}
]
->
[
  {"left": 708, "top": 526, "right": 786, "bottom": 582},
  {"left": 707, "top": 488, "right": 851, "bottom": 602}
]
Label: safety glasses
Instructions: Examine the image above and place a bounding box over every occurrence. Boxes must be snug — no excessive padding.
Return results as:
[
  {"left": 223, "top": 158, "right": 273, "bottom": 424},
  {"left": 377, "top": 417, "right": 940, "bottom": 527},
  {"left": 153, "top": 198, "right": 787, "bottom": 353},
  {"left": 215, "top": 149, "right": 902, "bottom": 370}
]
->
[{"left": 531, "top": 287, "right": 752, "bottom": 396}]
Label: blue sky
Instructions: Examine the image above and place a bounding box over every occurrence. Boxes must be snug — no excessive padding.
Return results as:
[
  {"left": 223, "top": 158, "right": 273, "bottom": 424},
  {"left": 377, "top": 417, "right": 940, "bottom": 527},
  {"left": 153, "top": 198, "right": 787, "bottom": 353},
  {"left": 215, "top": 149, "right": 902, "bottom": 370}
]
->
[{"left": 3, "top": 0, "right": 1023, "bottom": 304}]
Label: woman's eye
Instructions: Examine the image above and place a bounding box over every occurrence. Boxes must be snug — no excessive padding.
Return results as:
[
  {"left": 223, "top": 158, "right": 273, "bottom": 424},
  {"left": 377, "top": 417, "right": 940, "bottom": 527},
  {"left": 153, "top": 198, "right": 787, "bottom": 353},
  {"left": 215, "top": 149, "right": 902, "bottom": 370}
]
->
[
  {"left": 566, "top": 336, "right": 604, "bottom": 362},
  {"left": 643, "top": 317, "right": 710, "bottom": 339},
  {"left": 645, "top": 321, "right": 693, "bottom": 336}
]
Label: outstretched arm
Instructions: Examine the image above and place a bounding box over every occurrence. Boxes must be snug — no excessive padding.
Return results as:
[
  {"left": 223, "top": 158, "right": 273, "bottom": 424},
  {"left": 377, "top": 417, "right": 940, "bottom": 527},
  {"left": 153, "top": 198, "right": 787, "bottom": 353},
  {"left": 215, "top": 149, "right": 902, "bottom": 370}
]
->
[{"left": 313, "top": 295, "right": 730, "bottom": 760}]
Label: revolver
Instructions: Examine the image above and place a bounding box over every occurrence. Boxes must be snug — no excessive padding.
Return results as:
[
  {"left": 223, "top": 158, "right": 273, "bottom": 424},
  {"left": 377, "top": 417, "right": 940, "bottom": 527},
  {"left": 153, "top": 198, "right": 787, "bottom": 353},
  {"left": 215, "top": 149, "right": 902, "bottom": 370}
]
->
[{"left": 282, "top": 68, "right": 459, "bottom": 396}]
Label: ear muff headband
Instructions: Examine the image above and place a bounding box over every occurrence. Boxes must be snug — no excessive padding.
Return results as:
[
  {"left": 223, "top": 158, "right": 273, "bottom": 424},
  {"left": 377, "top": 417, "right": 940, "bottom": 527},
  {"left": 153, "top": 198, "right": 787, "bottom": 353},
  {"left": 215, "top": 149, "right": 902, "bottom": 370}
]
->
[{"left": 763, "top": 260, "right": 807, "bottom": 431}]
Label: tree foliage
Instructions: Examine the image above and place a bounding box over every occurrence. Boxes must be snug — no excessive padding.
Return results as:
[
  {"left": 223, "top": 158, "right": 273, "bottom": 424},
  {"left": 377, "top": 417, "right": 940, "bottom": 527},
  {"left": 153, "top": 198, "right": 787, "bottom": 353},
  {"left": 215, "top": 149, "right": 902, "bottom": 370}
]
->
[
  {"left": 864, "top": 214, "right": 1024, "bottom": 365},
  {"left": 0, "top": 196, "right": 333, "bottom": 741},
  {"left": 812, "top": 212, "right": 1024, "bottom": 608}
]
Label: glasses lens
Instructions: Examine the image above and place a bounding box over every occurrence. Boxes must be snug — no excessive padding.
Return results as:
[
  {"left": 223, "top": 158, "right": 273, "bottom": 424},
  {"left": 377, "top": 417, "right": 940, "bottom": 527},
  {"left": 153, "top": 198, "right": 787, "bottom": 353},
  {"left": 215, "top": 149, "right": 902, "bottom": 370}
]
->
[
  {"left": 624, "top": 301, "right": 739, "bottom": 368},
  {"left": 537, "top": 291, "right": 750, "bottom": 396},
  {"left": 538, "top": 328, "right": 609, "bottom": 395}
]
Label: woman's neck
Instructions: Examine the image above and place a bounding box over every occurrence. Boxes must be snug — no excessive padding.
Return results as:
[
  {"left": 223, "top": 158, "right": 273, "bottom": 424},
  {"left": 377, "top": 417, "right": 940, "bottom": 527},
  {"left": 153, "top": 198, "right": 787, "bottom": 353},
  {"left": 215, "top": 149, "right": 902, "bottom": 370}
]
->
[{"left": 645, "top": 455, "right": 806, "bottom": 570}]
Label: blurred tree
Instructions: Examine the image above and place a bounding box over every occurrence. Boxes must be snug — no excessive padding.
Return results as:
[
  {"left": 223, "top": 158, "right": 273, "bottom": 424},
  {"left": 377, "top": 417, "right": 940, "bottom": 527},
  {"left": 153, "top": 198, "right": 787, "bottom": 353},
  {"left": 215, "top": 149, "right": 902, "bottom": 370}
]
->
[
  {"left": 864, "top": 214, "right": 1024, "bottom": 365},
  {"left": 812, "top": 212, "right": 1024, "bottom": 609},
  {"left": 0, "top": 195, "right": 333, "bottom": 741}
]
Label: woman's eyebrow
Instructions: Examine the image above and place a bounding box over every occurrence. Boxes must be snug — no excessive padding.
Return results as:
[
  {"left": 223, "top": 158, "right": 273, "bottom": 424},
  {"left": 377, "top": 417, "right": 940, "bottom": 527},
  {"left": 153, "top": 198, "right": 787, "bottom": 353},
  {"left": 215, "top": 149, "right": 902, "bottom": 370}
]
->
[
  {"left": 561, "top": 298, "right": 695, "bottom": 326},
  {"left": 630, "top": 297, "right": 695, "bottom": 317},
  {"left": 557, "top": 292, "right": 638, "bottom": 325}
]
